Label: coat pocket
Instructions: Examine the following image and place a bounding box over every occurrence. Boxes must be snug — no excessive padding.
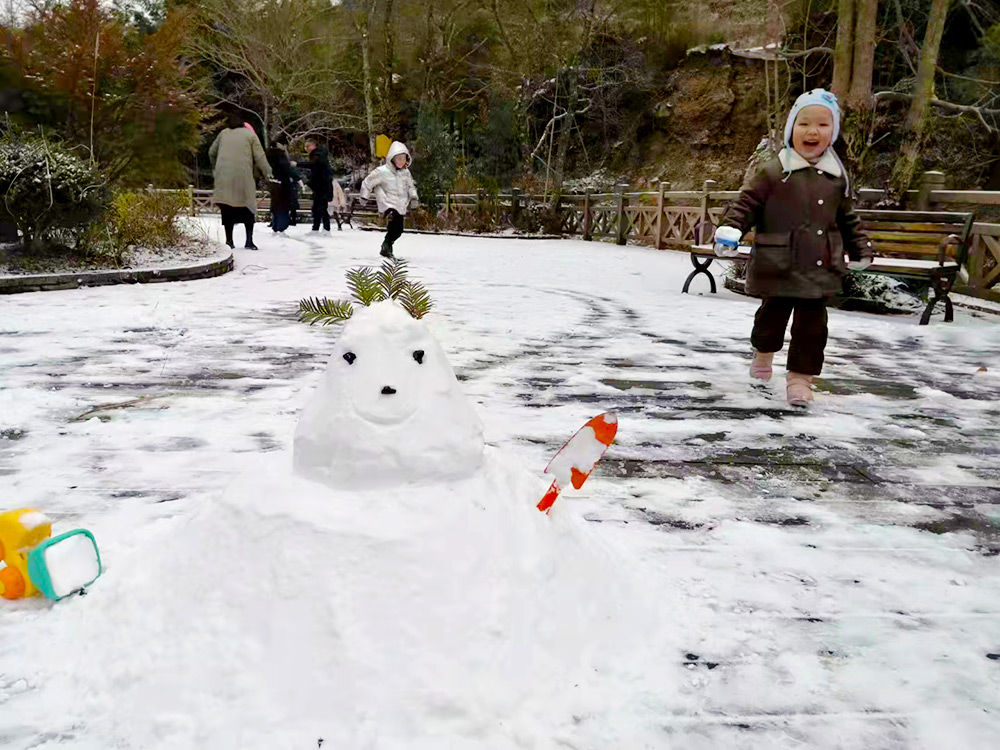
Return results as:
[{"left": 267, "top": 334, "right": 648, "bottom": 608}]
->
[
  {"left": 751, "top": 232, "right": 793, "bottom": 277},
  {"left": 828, "top": 231, "right": 846, "bottom": 273}
]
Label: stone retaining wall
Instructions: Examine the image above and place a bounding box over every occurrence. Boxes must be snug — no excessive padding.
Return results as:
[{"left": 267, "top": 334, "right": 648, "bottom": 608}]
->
[{"left": 0, "top": 251, "right": 234, "bottom": 295}]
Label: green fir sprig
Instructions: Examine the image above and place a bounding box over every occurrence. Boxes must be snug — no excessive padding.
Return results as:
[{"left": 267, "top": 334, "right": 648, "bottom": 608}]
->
[
  {"left": 298, "top": 257, "right": 434, "bottom": 325},
  {"left": 298, "top": 297, "right": 355, "bottom": 325},
  {"left": 345, "top": 266, "right": 383, "bottom": 306}
]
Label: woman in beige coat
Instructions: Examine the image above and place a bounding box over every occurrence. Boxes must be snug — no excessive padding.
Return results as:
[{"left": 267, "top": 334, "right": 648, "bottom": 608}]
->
[{"left": 209, "top": 113, "right": 271, "bottom": 250}]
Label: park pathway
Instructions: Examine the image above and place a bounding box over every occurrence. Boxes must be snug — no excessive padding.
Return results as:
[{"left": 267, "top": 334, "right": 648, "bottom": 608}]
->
[{"left": 2, "top": 221, "right": 999, "bottom": 747}]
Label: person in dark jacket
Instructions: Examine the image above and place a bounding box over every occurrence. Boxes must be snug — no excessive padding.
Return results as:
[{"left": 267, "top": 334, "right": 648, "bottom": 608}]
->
[
  {"left": 267, "top": 142, "right": 297, "bottom": 233},
  {"left": 716, "top": 89, "right": 873, "bottom": 407},
  {"left": 287, "top": 162, "right": 302, "bottom": 226},
  {"left": 304, "top": 138, "right": 334, "bottom": 231}
]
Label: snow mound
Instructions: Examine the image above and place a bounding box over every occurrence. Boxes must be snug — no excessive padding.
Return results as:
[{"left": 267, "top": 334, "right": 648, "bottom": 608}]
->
[
  {"left": 8, "top": 451, "right": 667, "bottom": 748},
  {"left": 294, "top": 301, "right": 485, "bottom": 489},
  {"left": 2, "top": 299, "right": 677, "bottom": 748}
]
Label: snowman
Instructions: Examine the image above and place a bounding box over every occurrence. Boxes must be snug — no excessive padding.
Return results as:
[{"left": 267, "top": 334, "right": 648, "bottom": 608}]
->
[{"left": 293, "top": 301, "right": 485, "bottom": 489}]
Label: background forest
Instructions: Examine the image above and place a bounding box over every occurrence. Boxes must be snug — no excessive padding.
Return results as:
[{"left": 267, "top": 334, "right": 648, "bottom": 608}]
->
[{"left": 2, "top": 0, "right": 999, "bottom": 203}]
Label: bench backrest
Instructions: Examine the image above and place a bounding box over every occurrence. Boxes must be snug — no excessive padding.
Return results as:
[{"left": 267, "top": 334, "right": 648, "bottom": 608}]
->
[{"left": 855, "top": 210, "right": 974, "bottom": 262}]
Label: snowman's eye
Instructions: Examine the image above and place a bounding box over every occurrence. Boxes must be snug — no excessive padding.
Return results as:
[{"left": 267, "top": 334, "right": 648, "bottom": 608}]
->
[
  {"left": 343, "top": 352, "right": 356, "bottom": 365},
  {"left": 412, "top": 350, "right": 424, "bottom": 364}
]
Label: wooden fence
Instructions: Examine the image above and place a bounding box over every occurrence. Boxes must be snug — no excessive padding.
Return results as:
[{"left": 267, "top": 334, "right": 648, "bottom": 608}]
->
[
  {"left": 170, "top": 175, "right": 1000, "bottom": 293},
  {"left": 437, "top": 180, "right": 1000, "bottom": 294}
]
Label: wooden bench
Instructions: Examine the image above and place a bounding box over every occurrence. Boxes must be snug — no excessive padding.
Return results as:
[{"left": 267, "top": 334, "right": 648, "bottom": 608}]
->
[
  {"left": 849, "top": 210, "right": 974, "bottom": 324},
  {"left": 350, "top": 196, "right": 383, "bottom": 224},
  {"left": 685, "top": 210, "right": 975, "bottom": 325},
  {"left": 683, "top": 241, "right": 750, "bottom": 294}
]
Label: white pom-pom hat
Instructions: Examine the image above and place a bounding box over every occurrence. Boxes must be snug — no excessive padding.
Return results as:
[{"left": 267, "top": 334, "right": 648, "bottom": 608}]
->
[{"left": 784, "top": 89, "right": 841, "bottom": 148}]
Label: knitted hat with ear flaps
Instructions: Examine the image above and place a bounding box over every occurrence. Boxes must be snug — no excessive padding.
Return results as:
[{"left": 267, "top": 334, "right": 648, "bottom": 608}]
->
[{"left": 784, "top": 89, "right": 841, "bottom": 148}]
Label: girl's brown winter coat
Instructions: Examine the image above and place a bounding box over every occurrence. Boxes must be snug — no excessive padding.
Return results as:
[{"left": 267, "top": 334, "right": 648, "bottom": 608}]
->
[{"left": 721, "top": 157, "right": 872, "bottom": 299}]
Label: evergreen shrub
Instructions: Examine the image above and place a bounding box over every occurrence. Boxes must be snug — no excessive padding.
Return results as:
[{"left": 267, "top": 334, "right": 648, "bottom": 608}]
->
[
  {"left": 109, "top": 190, "right": 188, "bottom": 251},
  {"left": 412, "top": 106, "right": 458, "bottom": 213},
  {"left": 0, "top": 133, "right": 109, "bottom": 251}
]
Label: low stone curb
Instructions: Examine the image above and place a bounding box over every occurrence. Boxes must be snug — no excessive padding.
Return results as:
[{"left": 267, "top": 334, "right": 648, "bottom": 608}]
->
[{"left": 0, "top": 250, "right": 234, "bottom": 295}]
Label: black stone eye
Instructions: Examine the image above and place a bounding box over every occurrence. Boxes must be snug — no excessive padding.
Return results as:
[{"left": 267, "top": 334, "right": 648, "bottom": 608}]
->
[
  {"left": 412, "top": 350, "right": 424, "bottom": 364},
  {"left": 343, "top": 351, "right": 356, "bottom": 365}
]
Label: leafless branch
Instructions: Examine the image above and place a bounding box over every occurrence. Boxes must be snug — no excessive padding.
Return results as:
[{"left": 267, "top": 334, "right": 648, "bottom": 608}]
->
[
  {"left": 779, "top": 46, "right": 834, "bottom": 58},
  {"left": 874, "top": 90, "right": 1000, "bottom": 133}
]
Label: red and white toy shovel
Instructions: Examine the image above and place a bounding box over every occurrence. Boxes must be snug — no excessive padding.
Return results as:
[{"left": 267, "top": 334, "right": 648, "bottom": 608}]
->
[{"left": 537, "top": 412, "right": 618, "bottom": 513}]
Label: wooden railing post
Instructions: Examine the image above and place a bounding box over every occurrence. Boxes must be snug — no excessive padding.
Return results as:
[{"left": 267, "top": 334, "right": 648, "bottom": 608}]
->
[
  {"left": 511, "top": 188, "right": 521, "bottom": 226},
  {"left": 966, "top": 231, "right": 984, "bottom": 290},
  {"left": 615, "top": 183, "right": 628, "bottom": 245},
  {"left": 583, "top": 192, "right": 592, "bottom": 241},
  {"left": 187, "top": 184, "right": 195, "bottom": 216},
  {"left": 918, "top": 170, "right": 945, "bottom": 210},
  {"left": 444, "top": 191, "right": 451, "bottom": 217},
  {"left": 655, "top": 180, "right": 669, "bottom": 250}
]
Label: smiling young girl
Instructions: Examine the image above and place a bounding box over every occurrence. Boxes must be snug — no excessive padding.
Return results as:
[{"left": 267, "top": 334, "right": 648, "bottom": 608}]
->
[{"left": 715, "top": 89, "right": 873, "bottom": 407}]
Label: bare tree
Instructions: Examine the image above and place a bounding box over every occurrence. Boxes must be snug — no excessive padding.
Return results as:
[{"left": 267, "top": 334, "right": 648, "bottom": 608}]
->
[
  {"left": 357, "top": 4, "right": 377, "bottom": 157},
  {"left": 890, "top": 0, "right": 969, "bottom": 196},
  {"left": 190, "top": 0, "right": 364, "bottom": 142},
  {"left": 831, "top": 0, "right": 855, "bottom": 98}
]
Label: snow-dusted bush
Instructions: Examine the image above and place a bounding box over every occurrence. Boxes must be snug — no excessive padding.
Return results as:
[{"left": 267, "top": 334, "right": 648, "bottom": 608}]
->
[
  {"left": 512, "top": 200, "right": 567, "bottom": 234},
  {"left": 109, "top": 189, "right": 188, "bottom": 251},
  {"left": 841, "top": 271, "right": 924, "bottom": 314},
  {"left": 0, "top": 133, "right": 109, "bottom": 251}
]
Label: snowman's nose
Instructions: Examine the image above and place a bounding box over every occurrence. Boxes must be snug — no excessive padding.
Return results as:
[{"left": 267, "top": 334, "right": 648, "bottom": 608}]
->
[{"left": 381, "top": 386, "right": 397, "bottom": 395}]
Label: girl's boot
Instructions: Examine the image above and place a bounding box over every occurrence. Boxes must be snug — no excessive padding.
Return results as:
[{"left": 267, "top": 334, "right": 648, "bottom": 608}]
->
[
  {"left": 750, "top": 350, "right": 774, "bottom": 381},
  {"left": 244, "top": 222, "right": 258, "bottom": 250},
  {"left": 786, "top": 372, "right": 814, "bottom": 407}
]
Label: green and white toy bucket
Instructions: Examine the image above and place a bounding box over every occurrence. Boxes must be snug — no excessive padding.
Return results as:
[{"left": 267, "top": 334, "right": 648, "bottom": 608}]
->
[{"left": 26, "top": 529, "right": 102, "bottom": 601}]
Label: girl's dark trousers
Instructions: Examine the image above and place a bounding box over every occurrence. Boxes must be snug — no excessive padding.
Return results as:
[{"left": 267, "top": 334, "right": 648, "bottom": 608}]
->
[
  {"left": 219, "top": 204, "right": 255, "bottom": 248},
  {"left": 271, "top": 209, "right": 290, "bottom": 232},
  {"left": 383, "top": 209, "right": 404, "bottom": 250},
  {"left": 750, "top": 297, "right": 828, "bottom": 376},
  {"left": 312, "top": 199, "right": 330, "bottom": 231}
]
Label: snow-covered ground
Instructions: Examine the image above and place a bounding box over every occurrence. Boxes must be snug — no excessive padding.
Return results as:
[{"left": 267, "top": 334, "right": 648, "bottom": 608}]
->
[{"left": 1, "top": 220, "right": 999, "bottom": 748}]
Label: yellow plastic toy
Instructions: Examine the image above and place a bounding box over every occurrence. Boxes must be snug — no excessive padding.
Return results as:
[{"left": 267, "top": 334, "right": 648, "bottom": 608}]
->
[{"left": 0, "top": 508, "right": 52, "bottom": 599}]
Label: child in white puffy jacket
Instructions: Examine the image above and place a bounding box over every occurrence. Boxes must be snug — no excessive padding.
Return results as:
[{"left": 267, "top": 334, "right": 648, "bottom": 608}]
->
[{"left": 360, "top": 141, "right": 419, "bottom": 258}]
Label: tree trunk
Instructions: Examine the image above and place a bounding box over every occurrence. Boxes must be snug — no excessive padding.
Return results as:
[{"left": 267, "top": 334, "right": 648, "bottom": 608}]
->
[
  {"left": 831, "top": 0, "right": 855, "bottom": 99},
  {"left": 846, "top": 0, "right": 877, "bottom": 108},
  {"left": 891, "top": 0, "right": 950, "bottom": 198},
  {"left": 382, "top": 0, "right": 395, "bottom": 98},
  {"left": 361, "top": 25, "right": 376, "bottom": 157},
  {"left": 552, "top": 67, "right": 577, "bottom": 199}
]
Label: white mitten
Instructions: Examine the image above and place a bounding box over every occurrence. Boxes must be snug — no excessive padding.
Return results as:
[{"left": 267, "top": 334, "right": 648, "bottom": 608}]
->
[
  {"left": 713, "top": 225, "right": 742, "bottom": 257},
  {"left": 848, "top": 258, "right": 873, "bottom": 271}
]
